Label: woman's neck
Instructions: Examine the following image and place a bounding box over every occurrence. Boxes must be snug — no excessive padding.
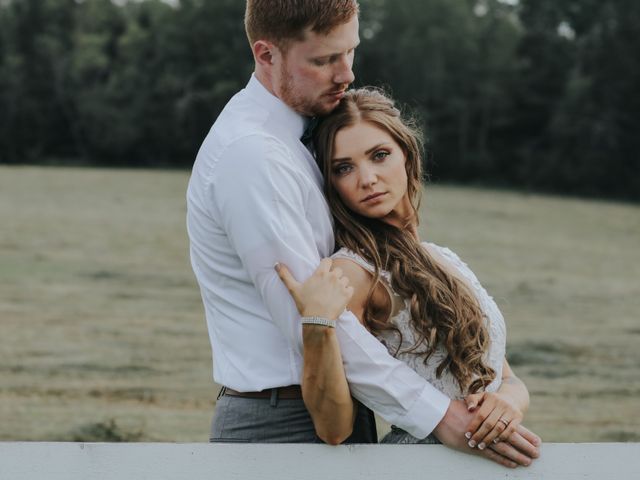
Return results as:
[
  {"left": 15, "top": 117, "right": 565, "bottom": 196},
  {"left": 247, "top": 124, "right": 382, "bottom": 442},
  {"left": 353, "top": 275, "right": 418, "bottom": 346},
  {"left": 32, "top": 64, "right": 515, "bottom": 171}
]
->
[{"left": 381, "top": 210, "right": 420, "bottom": 242}]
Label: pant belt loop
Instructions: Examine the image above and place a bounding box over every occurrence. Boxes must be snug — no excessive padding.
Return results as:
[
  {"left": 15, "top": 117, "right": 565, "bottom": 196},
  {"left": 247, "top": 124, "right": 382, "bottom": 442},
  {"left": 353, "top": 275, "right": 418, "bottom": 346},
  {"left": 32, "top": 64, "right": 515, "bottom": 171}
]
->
[
  {"left": 216, "top": 386, "right": 226, "bottom": 400},
  {"left": 270, "top": 387, "right": 278, "bottom": 407}
]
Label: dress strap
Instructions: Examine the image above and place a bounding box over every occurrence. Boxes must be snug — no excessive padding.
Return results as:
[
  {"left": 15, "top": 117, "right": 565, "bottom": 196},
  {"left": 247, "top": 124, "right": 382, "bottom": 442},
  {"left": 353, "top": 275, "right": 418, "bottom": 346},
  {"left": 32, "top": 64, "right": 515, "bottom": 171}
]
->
[{"left": 331, "top": 248, "right": 376, "bottom": 274}]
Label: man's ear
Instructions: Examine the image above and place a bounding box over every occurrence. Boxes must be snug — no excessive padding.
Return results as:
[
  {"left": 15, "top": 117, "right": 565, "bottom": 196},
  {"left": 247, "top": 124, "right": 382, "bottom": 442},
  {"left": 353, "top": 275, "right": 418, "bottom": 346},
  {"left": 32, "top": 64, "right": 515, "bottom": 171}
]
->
[{"left": 253, "top": 40, "right": 277, "bottom": 69}]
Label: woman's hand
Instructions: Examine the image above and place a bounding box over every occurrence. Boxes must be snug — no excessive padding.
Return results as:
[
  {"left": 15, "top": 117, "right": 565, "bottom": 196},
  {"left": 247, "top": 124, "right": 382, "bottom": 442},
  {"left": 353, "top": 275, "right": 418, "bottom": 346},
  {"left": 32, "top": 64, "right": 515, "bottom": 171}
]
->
[
  {"left": 275, "top": 258, "right": 353, "bottom": 320},
  {"left": 464, "top": 391, "right": 524, "bottom": 450}
]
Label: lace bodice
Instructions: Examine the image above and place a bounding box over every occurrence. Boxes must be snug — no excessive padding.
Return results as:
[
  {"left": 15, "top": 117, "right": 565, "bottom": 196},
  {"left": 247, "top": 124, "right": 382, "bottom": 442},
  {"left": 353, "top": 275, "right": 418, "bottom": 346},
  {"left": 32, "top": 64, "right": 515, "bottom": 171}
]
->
[{"left": 332, "top": 242, "right": 506, "bottom": 400}]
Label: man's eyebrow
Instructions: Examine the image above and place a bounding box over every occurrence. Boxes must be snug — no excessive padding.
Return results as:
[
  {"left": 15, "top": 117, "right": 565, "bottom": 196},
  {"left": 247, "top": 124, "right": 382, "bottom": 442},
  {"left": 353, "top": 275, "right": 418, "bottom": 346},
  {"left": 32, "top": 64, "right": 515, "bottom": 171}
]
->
[
  {"left": 331, "top": 143, "right": 390, "bottom": 163},
  {"left": 312, "top": 42, "right": 360, "bottom": 60}
]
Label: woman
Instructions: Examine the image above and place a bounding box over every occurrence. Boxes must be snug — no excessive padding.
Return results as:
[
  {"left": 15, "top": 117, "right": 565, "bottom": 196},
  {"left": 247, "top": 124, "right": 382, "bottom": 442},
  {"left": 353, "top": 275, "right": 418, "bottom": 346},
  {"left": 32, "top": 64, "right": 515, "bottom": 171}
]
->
[{"left": 278, "top": 87, "right": 532, "bottom": 450}]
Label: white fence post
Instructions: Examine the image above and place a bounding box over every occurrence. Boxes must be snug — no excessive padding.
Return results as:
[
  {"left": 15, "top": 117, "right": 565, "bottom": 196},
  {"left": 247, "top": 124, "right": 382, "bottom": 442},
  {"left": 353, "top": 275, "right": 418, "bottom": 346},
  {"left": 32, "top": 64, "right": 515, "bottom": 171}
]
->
[{"left": 1, "top": 443, "right": 639, "bottom": 480}]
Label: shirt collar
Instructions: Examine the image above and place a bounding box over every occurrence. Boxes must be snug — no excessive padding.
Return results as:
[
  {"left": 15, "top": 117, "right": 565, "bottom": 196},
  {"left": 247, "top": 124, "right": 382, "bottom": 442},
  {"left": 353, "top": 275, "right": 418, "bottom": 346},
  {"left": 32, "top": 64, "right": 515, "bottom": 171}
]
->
[{"left": 246, "top": 74, "right": 309, "bottom": 140}]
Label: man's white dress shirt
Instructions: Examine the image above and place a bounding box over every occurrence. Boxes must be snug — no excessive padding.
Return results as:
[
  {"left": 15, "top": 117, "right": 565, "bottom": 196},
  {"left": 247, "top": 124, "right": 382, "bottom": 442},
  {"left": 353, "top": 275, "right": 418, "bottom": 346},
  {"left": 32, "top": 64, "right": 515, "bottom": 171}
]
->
[{"left": 186, "top": 74, "right": 450, "bottom": 438}]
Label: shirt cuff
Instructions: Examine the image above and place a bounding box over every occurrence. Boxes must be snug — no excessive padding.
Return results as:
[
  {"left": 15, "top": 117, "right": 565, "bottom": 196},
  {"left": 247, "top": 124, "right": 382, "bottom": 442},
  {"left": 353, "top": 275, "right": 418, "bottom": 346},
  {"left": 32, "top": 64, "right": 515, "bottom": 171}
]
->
[{"left": 394, "top": 385, "right": 451, "bottom": 439}]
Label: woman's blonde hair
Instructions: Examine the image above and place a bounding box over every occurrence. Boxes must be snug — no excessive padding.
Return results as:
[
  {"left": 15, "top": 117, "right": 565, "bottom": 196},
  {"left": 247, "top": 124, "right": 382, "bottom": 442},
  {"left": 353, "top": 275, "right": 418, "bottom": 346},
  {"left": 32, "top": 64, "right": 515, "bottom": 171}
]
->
[{"left": 314, "top": 88, "right": 495, "bottom": 393}]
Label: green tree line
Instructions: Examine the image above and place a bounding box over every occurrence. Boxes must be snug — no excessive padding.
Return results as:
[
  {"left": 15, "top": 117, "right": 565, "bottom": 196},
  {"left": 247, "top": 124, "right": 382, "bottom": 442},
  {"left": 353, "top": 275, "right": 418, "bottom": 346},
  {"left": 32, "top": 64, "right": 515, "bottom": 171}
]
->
[{"left": 1, "top": 0, "right": 638, "bottom": 200}]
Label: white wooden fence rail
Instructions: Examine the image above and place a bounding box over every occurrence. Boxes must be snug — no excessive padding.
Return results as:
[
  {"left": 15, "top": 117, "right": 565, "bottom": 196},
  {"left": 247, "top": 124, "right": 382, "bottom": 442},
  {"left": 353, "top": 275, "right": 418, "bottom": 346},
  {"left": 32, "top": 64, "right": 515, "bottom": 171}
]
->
[{"left": 1, "top": 442, "right": 639, "bottom": 480}]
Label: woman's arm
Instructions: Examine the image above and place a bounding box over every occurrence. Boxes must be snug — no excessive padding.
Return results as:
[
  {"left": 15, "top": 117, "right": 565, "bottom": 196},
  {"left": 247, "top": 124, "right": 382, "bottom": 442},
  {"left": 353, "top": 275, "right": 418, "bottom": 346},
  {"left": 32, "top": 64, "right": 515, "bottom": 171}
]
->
[
  {"left": 464, "top": 358, "right": 530, "bottom": 449},
  {"left": 276, "top": 257, "right": 374, "bottom": 444}
]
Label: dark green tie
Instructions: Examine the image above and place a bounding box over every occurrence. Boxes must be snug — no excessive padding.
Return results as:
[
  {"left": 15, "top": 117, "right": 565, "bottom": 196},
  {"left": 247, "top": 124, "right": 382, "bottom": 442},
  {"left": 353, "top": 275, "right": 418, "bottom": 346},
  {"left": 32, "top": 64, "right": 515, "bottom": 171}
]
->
[{"left": 300, "top": 117, "right": 320, "bottom": 145}]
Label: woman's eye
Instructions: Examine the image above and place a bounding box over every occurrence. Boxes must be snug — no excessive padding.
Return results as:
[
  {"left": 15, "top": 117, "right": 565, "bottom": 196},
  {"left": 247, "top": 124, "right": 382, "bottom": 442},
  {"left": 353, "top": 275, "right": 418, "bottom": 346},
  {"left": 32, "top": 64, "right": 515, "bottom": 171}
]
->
[
  {"left": 373, "top": 150, "right": 390, "bottom": 161},
  {"left": 332, "top": 164, "right": 352, "bottom": 176}
]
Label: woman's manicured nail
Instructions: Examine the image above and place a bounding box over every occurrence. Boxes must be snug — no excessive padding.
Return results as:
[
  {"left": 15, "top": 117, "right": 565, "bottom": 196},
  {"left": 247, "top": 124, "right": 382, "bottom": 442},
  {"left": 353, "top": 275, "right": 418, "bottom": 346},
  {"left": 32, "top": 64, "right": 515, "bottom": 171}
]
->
[
  {"left": 468, "top": 440, "right": 476, "bottom": 448},
  {"left": 274, "top": 262, "right": 280, "bottom": 271},
  {"left": 465, "top": 432, "right": 472, "bottom": 439},
  {"left": 478, "top": 442, "right": 486, "bottom": 450}
]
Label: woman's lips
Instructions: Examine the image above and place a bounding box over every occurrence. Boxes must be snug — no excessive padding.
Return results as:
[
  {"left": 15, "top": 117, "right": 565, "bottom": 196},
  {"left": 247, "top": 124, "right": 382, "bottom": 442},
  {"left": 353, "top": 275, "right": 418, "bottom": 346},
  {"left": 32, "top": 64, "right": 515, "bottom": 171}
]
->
[{"left": 362, "top": 192, "right": 386, "bottom": 203}]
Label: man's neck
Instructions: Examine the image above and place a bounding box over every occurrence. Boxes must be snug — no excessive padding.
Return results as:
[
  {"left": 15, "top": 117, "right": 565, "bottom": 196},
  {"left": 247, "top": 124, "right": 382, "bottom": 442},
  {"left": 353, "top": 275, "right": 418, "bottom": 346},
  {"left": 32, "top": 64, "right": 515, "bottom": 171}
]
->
[{"left": 254, "top": 69, "right": 277, "bottom": 98}]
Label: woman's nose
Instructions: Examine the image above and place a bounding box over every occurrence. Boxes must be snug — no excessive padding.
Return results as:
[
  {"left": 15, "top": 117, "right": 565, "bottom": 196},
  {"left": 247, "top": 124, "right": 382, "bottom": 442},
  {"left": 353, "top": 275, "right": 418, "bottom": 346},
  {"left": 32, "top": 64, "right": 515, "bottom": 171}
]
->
[{"left": 359, "top": 165, "right": 378, "bottom": 187}]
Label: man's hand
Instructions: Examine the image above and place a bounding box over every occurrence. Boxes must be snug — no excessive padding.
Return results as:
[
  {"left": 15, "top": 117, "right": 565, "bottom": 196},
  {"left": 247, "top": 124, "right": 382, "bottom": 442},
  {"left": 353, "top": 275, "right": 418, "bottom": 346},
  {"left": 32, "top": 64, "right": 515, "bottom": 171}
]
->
[{"left": 433, "top": 400, "right": 541, "bottom": 468}]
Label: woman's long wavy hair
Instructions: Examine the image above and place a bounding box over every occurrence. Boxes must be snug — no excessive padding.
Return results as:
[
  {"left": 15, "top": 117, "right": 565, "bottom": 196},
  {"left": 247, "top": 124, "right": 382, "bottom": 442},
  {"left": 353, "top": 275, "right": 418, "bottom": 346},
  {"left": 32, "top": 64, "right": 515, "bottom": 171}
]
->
[{"left": 313, "top": 88, "right": 495, "bottom": 393}]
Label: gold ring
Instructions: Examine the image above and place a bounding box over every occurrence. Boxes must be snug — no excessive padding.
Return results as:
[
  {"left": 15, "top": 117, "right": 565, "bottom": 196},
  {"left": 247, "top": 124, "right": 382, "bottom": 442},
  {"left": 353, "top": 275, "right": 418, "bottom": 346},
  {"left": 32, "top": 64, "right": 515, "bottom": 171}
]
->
[{"left": 498, "top": 418, "right": 510, "bottom": 426}]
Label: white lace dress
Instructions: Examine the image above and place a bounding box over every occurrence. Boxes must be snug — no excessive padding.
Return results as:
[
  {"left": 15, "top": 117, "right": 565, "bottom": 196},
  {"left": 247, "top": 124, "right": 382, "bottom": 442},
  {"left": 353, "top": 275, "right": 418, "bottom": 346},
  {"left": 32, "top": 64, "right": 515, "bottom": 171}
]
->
[{"left": 332, "top": 242, "right": 507, "bottom": 444}]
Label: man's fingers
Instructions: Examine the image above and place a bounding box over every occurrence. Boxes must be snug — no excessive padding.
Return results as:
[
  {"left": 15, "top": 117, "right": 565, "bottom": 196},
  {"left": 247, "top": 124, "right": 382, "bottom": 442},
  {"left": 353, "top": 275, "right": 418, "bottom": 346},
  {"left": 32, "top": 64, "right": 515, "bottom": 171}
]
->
[
  {"left": 516, "top": 424, "right": 542, "bottom": 447},
  {"left": 274, "top": 262, "right": 300, "bottom": 294},
  {"left": 480, "top": 447, "right": 518, "bottom": 469},
  {"left": 506, "top": 430, "right": 540, "bottom": 459},
  {"left": 489, "top": 439, "right": 533, "bottom": 467}
]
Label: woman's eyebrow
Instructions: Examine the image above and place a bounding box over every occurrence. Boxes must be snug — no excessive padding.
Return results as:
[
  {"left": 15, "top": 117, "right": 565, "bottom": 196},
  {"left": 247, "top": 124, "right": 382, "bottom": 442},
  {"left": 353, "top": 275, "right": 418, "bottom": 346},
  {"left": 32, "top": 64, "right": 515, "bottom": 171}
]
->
[
  {"left": 365, "top": 143, "right": 389, "bottom": 154},
  {"left": 332, "top": 143, "right": 390, "bottom": 163}
]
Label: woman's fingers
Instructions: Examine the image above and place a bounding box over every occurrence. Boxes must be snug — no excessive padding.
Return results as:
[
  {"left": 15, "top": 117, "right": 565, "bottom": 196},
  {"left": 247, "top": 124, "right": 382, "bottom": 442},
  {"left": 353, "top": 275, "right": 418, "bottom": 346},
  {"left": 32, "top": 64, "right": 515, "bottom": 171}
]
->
[
  {"left": 480, "top": 413, "right": 519, "bottom": 448},
  {"left": 494, "top": 418, "right": 520, "bottom": 444},
  {"left": 317, "top": 257, "right": 333, "bottom": 273},
  {"left": 275, "top": 262, "right": 300, "bottom": 295},
  {"left": 275, "top": 258, "right": 353, "bottom": 319},
  {"left": 469, "top": 407, "right": 503, "bottom": 449},
  {"left": 464, "top": 392, "right": 484, "bottom": 412},
  {"left": 464, "top": 399, "right": 493, "bottom": 443}
]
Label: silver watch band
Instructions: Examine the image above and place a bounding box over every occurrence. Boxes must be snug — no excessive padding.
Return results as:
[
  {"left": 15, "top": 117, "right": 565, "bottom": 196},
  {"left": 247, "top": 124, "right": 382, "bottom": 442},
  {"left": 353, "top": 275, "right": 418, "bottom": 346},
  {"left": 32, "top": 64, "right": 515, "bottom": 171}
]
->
[{"left": 300, "top": 316, "right": 336, "bottom": 328}]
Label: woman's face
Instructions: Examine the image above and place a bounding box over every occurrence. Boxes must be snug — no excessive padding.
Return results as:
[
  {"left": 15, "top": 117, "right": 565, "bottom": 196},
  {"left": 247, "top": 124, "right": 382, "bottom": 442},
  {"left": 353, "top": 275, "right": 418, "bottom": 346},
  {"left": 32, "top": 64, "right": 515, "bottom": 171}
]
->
[{"left": 330, "top": 120, "right": 411, "bottom": 227}]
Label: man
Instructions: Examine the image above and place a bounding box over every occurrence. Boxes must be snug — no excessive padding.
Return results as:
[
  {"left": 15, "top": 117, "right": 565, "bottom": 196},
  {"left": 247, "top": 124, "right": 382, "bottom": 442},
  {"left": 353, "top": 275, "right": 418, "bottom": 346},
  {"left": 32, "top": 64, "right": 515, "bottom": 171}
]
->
[{"left": 187, "top": 0, "right": 539, "bottom": 466}]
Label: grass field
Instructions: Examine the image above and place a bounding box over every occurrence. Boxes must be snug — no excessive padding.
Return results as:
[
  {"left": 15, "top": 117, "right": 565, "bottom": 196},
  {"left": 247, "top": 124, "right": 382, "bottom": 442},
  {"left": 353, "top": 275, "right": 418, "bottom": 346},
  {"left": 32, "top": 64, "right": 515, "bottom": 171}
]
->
[{"left": 1, "top": 165, "right": 638, "bottom": 442}]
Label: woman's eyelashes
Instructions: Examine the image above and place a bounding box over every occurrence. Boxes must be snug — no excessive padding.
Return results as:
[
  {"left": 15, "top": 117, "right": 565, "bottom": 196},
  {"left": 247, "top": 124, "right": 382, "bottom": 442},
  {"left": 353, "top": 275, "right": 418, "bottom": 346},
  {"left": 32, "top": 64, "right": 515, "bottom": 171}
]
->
[
  {"left": 332, "top": 162, "right": 353, "bottom": 176},
  {"left": 332, "top": 150, "right": 390, "bottom": 176},
  {"left": 372, "top": 149, "right": 390, "bottom": 161}
]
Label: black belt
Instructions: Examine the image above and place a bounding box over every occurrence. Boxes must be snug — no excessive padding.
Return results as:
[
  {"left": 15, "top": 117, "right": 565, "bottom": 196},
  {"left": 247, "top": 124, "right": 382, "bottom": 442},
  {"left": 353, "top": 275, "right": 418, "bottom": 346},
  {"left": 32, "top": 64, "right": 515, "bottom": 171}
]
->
[{"left": 221, "top": 385, "right": 302, "bottom": 399}]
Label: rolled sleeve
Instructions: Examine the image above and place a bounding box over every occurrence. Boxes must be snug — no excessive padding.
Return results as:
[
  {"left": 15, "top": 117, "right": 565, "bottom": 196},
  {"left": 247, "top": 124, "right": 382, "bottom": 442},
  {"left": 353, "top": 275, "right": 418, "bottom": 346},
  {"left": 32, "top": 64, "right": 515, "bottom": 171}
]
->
[{"left": 336, "top": 308, "right": 450, "bottom": 438}]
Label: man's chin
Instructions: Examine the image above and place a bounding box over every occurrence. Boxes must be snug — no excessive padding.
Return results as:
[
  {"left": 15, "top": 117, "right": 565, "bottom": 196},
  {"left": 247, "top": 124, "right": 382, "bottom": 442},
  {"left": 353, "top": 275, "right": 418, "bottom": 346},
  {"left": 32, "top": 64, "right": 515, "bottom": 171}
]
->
[{"left": 310, "top": 100, "right": 341, "bottom": 117}]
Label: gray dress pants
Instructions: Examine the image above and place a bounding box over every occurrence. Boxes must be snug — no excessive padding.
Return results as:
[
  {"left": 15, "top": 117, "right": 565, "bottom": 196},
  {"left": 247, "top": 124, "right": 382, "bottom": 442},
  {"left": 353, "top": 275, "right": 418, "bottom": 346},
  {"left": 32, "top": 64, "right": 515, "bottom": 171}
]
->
[{"left": 210, "top": 389, "right": 377, "bottom": 444}]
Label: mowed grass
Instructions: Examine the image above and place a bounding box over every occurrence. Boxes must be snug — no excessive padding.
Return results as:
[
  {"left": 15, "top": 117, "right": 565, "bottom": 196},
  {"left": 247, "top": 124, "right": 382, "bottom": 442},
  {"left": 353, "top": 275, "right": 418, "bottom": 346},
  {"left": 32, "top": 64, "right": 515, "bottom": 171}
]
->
[{"left": 1, "top": 165, "right": 638, "bottom": 442}]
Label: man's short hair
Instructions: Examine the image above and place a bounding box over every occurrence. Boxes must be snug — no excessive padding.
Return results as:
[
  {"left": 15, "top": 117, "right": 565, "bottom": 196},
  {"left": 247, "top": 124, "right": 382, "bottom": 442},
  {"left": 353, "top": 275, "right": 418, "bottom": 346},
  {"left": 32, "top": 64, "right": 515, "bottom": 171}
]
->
[{"left": 245, "top": 0, "right": 359, "bottom": 50}]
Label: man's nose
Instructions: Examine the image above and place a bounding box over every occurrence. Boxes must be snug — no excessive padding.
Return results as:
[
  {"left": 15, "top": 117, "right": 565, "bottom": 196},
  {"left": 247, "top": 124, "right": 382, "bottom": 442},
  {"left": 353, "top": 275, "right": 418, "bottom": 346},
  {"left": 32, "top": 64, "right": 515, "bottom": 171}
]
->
[{"left": 333, "top": 55, "right": 355, "bottom": 85}]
